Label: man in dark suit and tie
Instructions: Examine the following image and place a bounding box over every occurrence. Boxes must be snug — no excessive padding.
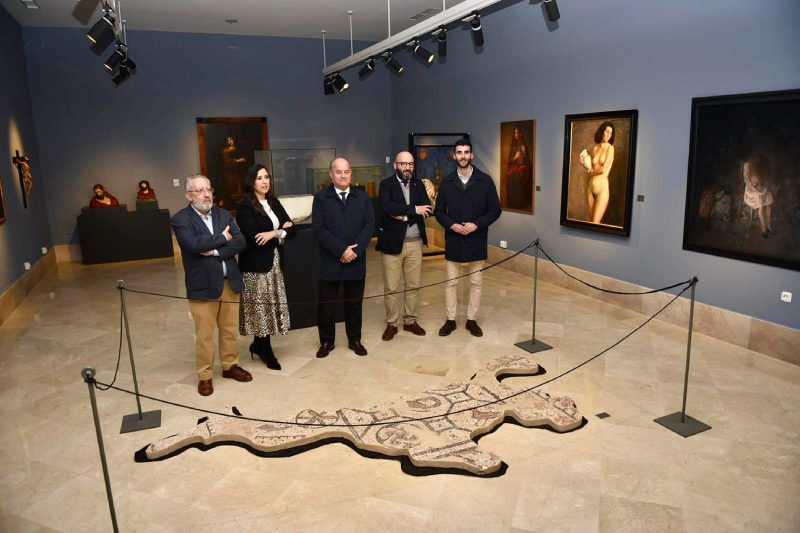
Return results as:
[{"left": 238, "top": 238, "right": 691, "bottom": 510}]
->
[
  {"left": 312, "top": 157, "right": 375, "bottom": 358},
  {"left": 171, "top": 175, "right": 253, "bottom": 396},
  {"left": 376, "top": 151, "right": 432, "bottom": 341}
]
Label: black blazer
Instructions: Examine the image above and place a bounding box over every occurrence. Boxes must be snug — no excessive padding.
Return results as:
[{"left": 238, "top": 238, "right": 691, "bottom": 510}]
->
[
  {"left": 434, "top": 166, "right": 502, "bottom": 263},
  {"left": 375, "top": 174, "right": 431, "bottom": 255},
  {"left": 311, "top": 184, "right": 375, "bottom": 281},
  {"left": 171, "top": 204, "right": 246, "bottom": 299},
  {"left": 236, "top": 196, "right": 297, "bottom": 273}
]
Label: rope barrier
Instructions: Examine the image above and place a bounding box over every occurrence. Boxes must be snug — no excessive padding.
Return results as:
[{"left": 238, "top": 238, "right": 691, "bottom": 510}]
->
[
  {"left": 120, "top": 239, "right": 540, "bottom": 306},
  {"left": 93, "top": 281, "right": 691, "bottom": 428}
]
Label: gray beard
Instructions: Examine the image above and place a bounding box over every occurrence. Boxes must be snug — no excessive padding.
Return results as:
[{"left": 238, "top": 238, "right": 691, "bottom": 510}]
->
[{"left": 191, "top": 199, "right": 213, "bottom": 213}]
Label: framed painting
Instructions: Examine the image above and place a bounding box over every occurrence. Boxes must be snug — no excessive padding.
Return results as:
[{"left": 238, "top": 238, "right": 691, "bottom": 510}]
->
[
  {"left": 682, "top": 89, "right": 800, "bottom": 271},
  {"left": 196, "top": 117, "right": 269, "bottom": 210},
  {"left": 560, "top": 110, "right": 638, "bottom": 236},
  {"left": 0, "top": 175, "right": 7, "bottom": 224},
  {"left": 500, "top": 120, "right": 535, "bottom": 214},
  {"left": 408, "top": 132, "right": 469, "bottom": 193}
]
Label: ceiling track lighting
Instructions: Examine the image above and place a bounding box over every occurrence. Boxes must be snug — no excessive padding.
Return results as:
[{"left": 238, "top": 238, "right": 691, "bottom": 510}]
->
[
  {"left": 408, "top": 40, "right": 435, "bottom": 64},
  {"left": 111, "top": 65, "right": 129, "bottom": 86},
  {"left": 323, "top": 76, "right": 335, "bottom": 95},
  {"left": 544, "top": 0, "right": 561, "bottom": 22},
  {"left": 86, "top": 10, "right": 116, "bottom": 50},
  {"left": 104, "top": 44, "right": 125, "bottom": 71},
  {"left": 432, "top": 26, "right": 447, "bottom": 58},
  {"left": 331, "top": 72, "right": 349, "bottom": 92},
  {"left": 358, "top": 58, "right": 376, "bottom": 78},
  {"left": 463, "top": 11, "right": 484, "bottom": 47},
  {"left": 383, "top": 52, "right": 404, "bottom": 75}
]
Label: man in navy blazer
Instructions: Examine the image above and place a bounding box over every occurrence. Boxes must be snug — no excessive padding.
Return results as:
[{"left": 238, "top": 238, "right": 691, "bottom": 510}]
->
[
  {"left": 171, "top": 175, "right": 252, "bottom": 396},
  {"left": 312, "top": 157, "right": 375, "bottom": 358},
  {"left": 375, "top": 151, "right": 432, "bottom": 341},
  {"left": 434, "top": 139, "right": 501, "bottom": 338}
]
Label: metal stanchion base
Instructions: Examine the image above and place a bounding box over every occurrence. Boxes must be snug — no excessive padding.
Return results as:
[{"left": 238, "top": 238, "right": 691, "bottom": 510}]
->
[
  {"left": 654, "top": 412, "right": 711, "bottom": 437},
  {"left": 514, "top": 339, "right": 553, "bottom": 354},
  {"left": 120, "top": 410, "right": 162, "bottom": 434}
]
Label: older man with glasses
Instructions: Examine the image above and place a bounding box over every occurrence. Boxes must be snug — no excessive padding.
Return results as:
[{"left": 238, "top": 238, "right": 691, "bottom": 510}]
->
[
  {"left": 171, "top": 175, "right": 252, "bottom": 396},
  {"left": 375, "top": 151, "right": 433, "bottom": 341}
]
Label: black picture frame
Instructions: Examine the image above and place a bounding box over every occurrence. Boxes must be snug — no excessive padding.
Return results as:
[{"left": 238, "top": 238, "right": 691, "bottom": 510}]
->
[
  {"left": 408, "top": 131, "right": 470, "bottom": 192},
  {"left": 682, "top": 89, "right": 800, "bottom": 271},
  {"left": 560, "top": 110, "right": 638, "bottom": 236},
  {"left": 0, "top": 175, "right": 7, "bottom": 224}
]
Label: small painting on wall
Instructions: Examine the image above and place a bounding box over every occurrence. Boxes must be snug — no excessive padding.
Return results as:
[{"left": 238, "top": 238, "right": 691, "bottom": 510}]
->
[
  {"left": 196, "top": 117, "right": 269, "bottom": 210},
  {"left": 682, "top": 89, "right": 800, "bottom": 271},
  {"left": 500, "top": 120, "right": 535, "bottom": 214},
  {"left": 0, "top": 175, "right": 7, "bottom": 224},
  {"left": 560, "top": 110, "right": 638, "bottom": 236}
]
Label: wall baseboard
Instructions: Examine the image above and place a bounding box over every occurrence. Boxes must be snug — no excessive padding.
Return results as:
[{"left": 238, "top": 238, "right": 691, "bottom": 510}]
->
[
  {"left": 0, "top": 250, "right": 57, "bottom": 327},
  {"left": 54, "top": 244, "right": 82, "bottom": 263}
]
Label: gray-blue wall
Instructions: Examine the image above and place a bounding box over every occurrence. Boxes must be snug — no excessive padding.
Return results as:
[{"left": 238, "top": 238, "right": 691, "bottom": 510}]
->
[
  {"left": 389, "top": 0, "right": 800, "bottom": 329},
  {"left": 22, "top": 27, "right": 391, "bottom": 245},
  {"left": 0, "top": 4, "right": 51, "bottom": 292}
]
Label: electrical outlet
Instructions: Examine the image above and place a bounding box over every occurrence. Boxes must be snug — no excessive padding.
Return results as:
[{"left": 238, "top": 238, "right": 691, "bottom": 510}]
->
[
  {"left": 780, "top": 291, "right": 792, "bottom": 303},
  {"left": 535, "top": 185, "right": 541, "bottom": 191},
  {"left": 41, "top": 246, "right": 48, "bottom": 255},
  {"left": 24, "top": 262, "right": 31, "bottom": 270},
  {"left": 637, "top": 194, "right": 645, "bottom": 202},
  {"left": 173, "top": 178, "right": 181, "bottom": 187},
  {"left": 385, "top": 155, "right": 391, "bottom": 164},
  {"left": 499, "top": 240, "right": 508, "bottom": 249}
]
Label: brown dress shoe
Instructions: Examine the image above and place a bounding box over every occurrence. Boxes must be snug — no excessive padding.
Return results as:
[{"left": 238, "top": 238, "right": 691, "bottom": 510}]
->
[
  {"left": 198, "top": 379, "right": 213, "bottom": 396},
  {"left": 316, "top": 342, "right": 334, "bottom": 358},
  {"left": 465, "top": 319, "right": 483, "bottom": 337},
  {"left": 403, "top": 322, "right": 426, "bottom": 336},
  {"left": 222, "top": 365, "right": 253, "bottom": 382},
  {"left": 438, "top": 320, "right": 457, "bottom": 336},
  {"left": 382, "top": 325, "right": 398, "bottom": 341},
  {"left": 348, "top": 341, "right": 368, "bottom": 356}
]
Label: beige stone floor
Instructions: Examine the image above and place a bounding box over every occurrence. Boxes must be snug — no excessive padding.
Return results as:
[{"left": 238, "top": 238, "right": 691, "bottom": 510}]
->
[{"left": 0, "top": 250, "right": 798, "bottom": 532}]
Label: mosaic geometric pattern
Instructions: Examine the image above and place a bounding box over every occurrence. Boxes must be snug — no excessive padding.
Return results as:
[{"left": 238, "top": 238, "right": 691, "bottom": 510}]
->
[{"left": 138, "top": 355, "right": 583, "bottom": 475}]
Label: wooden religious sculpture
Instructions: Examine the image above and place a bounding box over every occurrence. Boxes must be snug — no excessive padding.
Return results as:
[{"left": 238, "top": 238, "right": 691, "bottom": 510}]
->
[
  {"left": 137, "top": 354, "right": 583, "bottom": 476},
  {"left": 12, "top": 150, "right": 33, "bottom": 208}
]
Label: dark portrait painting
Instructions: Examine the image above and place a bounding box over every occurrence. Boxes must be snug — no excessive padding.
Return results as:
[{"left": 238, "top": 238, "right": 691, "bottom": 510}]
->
[
  {"left": 413, "top": 145, "right": 456, "bottom": 191},
  {"left": 560, "top": 110, "right": 638, "bottom": 236},
  {"left": 196, "top": 117, "right": 269, "bottom": 210},
  {"left": 500, "top": 120, "right": 535, "bottom": 214},
  {"left": 683, "top": 89, "right": 800, "bottom": 271}
]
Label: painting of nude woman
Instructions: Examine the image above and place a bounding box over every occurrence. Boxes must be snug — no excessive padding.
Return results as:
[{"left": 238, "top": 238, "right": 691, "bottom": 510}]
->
[{"left": 560, "top": 110, "right": 638, "bottom": 236}]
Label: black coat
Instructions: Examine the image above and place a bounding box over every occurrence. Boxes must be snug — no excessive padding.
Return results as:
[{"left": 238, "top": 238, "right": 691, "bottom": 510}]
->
[
  {"left": 236, "top": 196, "right": 297, "bottom": 273},
  {"left": 375, "top": 174, "right": 431, "bottom": 254},
  {"left": 434, "top": 166, "right": 502, "bottom": 262},
  {"left": 171, "top": 204, "right": 246, "bottom": 299},
  {"left": 312, "top": 184, "right": 375, "bottom": 280}
]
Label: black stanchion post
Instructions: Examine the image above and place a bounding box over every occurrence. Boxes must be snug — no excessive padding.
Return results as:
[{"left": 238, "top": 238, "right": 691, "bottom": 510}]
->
[
  {"left": 117, "top": 279, "right": 162, "bottom": 433},
  {"left": 654, "top": 276, "right": 711, "bottom": 437},
  {"left": 81, "top": 366, "right": 120, "bottom": 533},
  {"left": 515, "top": 240, "right": 553, "bottom": 353}
]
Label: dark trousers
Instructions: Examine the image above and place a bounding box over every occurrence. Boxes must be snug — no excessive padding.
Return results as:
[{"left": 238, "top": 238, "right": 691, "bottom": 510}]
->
[{"left": 317, "top": 279, "right": 365, "bottom": 344}]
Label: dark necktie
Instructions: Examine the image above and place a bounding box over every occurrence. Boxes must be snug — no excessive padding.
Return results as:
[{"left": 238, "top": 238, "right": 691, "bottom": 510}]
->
[
  {"left": 340, "top": 191, "right": 347, "bottom": 204},
  {"left": 401, "top": 178, "right": 409, "bottom": 186}
]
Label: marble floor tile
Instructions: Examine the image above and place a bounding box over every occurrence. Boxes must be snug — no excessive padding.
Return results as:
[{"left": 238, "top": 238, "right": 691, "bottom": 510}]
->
[{"left": 0, "top": 251, "right": 798, "bottom": 532}]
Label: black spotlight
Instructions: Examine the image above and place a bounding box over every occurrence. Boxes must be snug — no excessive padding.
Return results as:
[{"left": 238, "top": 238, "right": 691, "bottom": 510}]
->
[
  {"left": 323, "top": 77, "right": 335, "bottom": 95},
  {"left": 544, "top": 0, "right": 561, "bottom": 22},
  {"left": 87, "top": 12, "right": 116, "bottom": 50},
  {"left": 331, "top": 73, "right": 349, "bottom": 92},
  {"left": 384, "top": 53, "right": 404, "bottom": 74},
  {"left": 121, "top": 54, "right": 136, "bottom": 72},
  {"left": 470, "top": 13, "right": 484, "bottom": 47},
  {"left": 111, "top": 65, "right": 130, "bottom": 86},
  {"left": 412, "top": 41, "right": 434, "bottom": 63},
  {"left": 358, "top": 58, "right": 376, "bottom": 79},
  {"left": 104, "top": 45, "right": 124, "bottom": 71},
  {"left": 433, "top": 26, "right": 447, "bottom": 57}
]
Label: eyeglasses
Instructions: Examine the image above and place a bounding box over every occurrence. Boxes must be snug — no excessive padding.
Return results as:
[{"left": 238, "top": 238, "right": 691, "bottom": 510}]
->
[
  {"left": 395, "top": 161, "right": 414, "bottom": 167},
  {"left": 190, "top": 188, "right": 214, "bottom": 194}
]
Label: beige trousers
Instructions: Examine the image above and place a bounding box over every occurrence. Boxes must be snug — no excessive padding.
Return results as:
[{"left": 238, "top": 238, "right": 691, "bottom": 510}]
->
[
  {"left": 381, "top": 240, "right": 423, "bottom": 326},
  {"left": 188, "top": 280, "right": 240, "bottom": 380},
  {"left": 445, "top": 260, "right": 483, "bottom": 321}
]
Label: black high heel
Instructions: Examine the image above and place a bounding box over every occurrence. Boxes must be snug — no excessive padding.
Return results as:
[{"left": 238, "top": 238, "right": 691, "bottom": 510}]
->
[{"left": 261, "top": 337, "right": 281, "bottom": 371}]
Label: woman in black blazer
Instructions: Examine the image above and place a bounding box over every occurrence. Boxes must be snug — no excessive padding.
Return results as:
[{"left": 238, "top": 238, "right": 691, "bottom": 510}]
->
[{"left": 236, "top": 164, "right": 296, "bottom": 370}]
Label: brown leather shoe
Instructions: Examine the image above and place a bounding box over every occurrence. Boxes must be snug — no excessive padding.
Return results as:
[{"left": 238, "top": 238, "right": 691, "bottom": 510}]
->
[
  {"left": 316, "top": 342, "right": 334, "bottom": 358},
  {"left": 198, "top": 379, "right": 213, "bottom": 396},
  {"left": 403, "top": 322, "right": 426, "bottom": 336},
  {"left": 222, "top": 365, "right": 253, "bottom": 382},
  {"left": 438, "top": 320, "right": 457, "bottom": 336},
  {"left": 465, "top": 319, "right": 483, "bottom": 337},
  {"left": 348, "top": 341, "right": 368, "bottom": 356},
  {"left": 382, "top": 325, "right": 398, "bottom": 341}
]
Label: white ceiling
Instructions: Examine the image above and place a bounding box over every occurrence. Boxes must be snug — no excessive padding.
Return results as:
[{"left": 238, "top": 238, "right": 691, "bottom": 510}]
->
[{"left": 1, "top": 0, "right": 467, "bottom": 41}]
